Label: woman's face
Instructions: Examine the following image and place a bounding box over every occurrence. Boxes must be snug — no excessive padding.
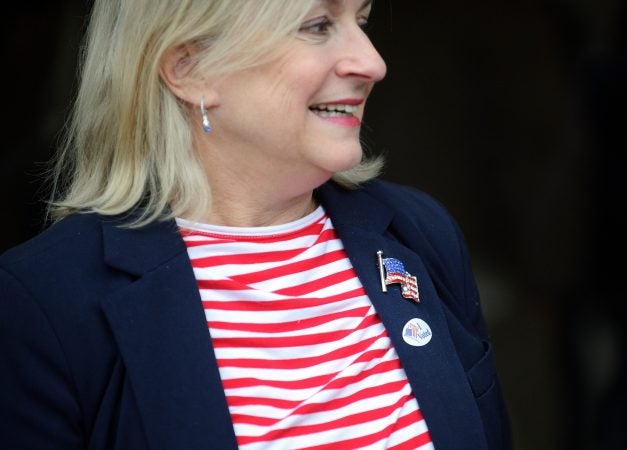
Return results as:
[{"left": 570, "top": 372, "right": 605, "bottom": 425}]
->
[{"left": 207, "top": 0, "right": 386, "bottom": 189}]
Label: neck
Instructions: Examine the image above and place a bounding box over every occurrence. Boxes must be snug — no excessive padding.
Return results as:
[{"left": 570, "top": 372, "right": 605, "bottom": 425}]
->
[{"left": 204, "top": 189, "right": 318, "bottom": 227}]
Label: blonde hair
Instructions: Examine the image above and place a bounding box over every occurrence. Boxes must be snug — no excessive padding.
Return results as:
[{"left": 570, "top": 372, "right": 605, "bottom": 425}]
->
[{"left": 50, "top": 0, "right": 383, "bottom": 226}]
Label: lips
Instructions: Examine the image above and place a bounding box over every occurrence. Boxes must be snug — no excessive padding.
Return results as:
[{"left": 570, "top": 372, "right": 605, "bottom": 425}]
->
[
  {"left": 308, "top": 98, "right": 364, "bottom": 127},
  {"left": 309, "top": 98, "right": 363, "bottom": 118}
]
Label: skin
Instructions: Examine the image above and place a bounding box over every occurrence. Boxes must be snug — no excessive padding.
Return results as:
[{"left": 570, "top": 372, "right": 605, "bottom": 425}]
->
[{"left": 162, "top": 0, "right": 386, "bottom": 227}]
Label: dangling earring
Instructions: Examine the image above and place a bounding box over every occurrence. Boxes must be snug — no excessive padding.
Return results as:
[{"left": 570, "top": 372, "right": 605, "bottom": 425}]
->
[{"left": 200, "top": 97, "right": 212, "bottom": 133}]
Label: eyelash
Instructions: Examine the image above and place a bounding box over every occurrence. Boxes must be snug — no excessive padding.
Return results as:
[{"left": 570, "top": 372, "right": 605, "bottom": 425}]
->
[
  {"left": 299, "top": 16, "right": 370, "bottom": 36},
  {"left": 299, "top": 17, "right": 333, "bottom": 35}
]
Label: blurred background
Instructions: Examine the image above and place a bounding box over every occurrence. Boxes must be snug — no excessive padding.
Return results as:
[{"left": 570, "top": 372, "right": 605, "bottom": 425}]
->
[{"left": 2, "top": 1, "right": 625, "bottom": 449}]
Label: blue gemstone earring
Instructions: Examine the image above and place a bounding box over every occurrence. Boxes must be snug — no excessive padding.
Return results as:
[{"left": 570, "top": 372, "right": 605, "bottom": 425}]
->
[{"left": 200, "top": 97, "right": 212, "bottom": 133}]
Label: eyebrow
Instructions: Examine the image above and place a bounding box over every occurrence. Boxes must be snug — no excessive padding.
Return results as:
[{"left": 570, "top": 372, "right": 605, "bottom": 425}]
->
[
  {"left": 359, "top": 0, "right": 373, "bottom": 11},
  {"left": 323, "top": 0, "right": 373, "bottom": 13}
]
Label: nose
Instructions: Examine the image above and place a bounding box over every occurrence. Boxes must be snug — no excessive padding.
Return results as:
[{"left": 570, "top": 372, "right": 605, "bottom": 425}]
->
[{"left": 336, "top": 27, "right": 387, "bottom": 83}]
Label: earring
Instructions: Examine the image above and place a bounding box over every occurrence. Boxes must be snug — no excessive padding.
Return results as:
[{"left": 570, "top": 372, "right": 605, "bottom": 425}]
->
[{"left": 200, "top": 97, "right": 212, "bottom": 133}]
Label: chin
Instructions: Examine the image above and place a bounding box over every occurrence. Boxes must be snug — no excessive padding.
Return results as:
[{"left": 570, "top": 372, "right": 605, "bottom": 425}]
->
[
  {"left": 309, "top": 144, "right": 363, "bottom": 174},
  {"left": 335, "top": 147, "right": 364, "bottom": 172}
]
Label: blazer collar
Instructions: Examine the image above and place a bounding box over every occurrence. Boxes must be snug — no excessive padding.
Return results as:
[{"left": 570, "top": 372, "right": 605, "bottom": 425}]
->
[
  {"left": 101, "top": 216, "right": 184, "bottom": 276},
  {"left": 315, "top": 180, "right": 394, "bottom": 233}
]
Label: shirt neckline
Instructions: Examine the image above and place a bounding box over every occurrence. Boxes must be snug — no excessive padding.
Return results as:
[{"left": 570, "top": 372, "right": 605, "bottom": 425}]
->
[{"left": 176, "top": 206, "right": 326, "bottom": 239}]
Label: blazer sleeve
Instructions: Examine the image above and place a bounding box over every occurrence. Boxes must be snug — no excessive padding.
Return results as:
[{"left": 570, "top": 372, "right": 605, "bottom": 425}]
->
[{"left": 0, "top": 267, "right": 84, "bottom": 450}]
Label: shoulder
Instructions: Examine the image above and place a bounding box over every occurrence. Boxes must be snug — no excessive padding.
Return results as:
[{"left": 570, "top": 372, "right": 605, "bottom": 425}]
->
[
  {"left": 324, "top": 178, "right": 463, "bottom": 252},
  {"left": 359, "top": 178, "right": 458, "bottom": 231},
  {"left": 0, "top": 212, "right": 138, "bottom": 312},
  {"left": 358, "top": 178, "right": 469, "bottom": 277},
  {"left": 1, "top": 213, "right": 105, "bottom": 267},
  {"left": 0, "top": 214, "right": 116, "bottom": 298},
  {"left": 0, "top": 211, "right": 184, "bottom": 302},
  {"left": 0, "top": 213, "right": 113, "bottom": 319}
]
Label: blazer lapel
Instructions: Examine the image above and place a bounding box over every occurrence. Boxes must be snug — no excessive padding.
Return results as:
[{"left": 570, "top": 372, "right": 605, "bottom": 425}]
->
[
  {"left": 99, "top": 218, "right": 238, "bottom": 450},
  {"left": 317, "top": 182, "right": 489, "bottom": 450}
]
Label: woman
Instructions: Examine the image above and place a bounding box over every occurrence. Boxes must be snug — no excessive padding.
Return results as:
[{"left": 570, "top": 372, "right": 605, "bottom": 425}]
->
[{"left": 0, "top": 0, "right": 511, "bottom": 449}]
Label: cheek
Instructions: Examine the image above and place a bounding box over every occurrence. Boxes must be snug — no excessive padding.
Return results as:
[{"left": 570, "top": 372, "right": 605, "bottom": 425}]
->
[{"left": 276, "top": 62, "right": 326, "bottom": 103}]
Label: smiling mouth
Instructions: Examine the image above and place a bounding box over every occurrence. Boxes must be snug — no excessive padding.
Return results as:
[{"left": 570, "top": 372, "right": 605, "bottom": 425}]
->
[{"left": 309, "top": 103, "right": 359, "bottom": 118}]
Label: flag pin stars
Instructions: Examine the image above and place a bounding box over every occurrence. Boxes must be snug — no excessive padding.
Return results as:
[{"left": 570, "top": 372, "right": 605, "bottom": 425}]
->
[{"left": 377, "top": 250, "right": 420, "bottom": 303}]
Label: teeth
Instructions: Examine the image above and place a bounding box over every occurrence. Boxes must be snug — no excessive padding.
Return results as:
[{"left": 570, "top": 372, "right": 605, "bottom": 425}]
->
[
  {"left": 311, "top": 104, "right": 358, "bottom": 114},
  {"left": 318, "top": 110, "right": 347, "bottom": 117}
]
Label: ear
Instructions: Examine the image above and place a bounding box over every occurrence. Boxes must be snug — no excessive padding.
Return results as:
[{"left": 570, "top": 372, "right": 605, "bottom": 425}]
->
[{"left": 159, "top": 43, "right": 219, "bottom": 108}]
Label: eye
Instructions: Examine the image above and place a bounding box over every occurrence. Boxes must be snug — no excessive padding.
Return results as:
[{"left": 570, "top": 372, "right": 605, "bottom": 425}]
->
[
  {"left": 357, "top": 15, "right": 371, "bottom": 31},
  {"left": 299, "top": 17, "right": 333, "bottom": 36}
]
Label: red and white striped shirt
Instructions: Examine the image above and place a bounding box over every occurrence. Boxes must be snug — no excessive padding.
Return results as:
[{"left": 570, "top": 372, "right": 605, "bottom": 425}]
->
[{"left": 178, "top": 207, "right": 434, "bottom": 450}]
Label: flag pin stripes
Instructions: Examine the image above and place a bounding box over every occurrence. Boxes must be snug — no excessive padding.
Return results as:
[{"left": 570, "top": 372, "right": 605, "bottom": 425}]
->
[{"left": 376, "top": 250, "right": 420, "bottom": 303}]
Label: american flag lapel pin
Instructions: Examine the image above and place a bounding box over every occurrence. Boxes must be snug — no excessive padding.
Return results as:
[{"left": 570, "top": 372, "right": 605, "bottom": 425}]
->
[{"left": 377, "top": 250, "right": 420, "bottom": 303}]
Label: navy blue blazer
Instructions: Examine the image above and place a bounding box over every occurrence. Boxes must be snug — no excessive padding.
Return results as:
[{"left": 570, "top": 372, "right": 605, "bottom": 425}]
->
[{"left": 0, "top": 179, "right": 511, "bottom": 449}]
